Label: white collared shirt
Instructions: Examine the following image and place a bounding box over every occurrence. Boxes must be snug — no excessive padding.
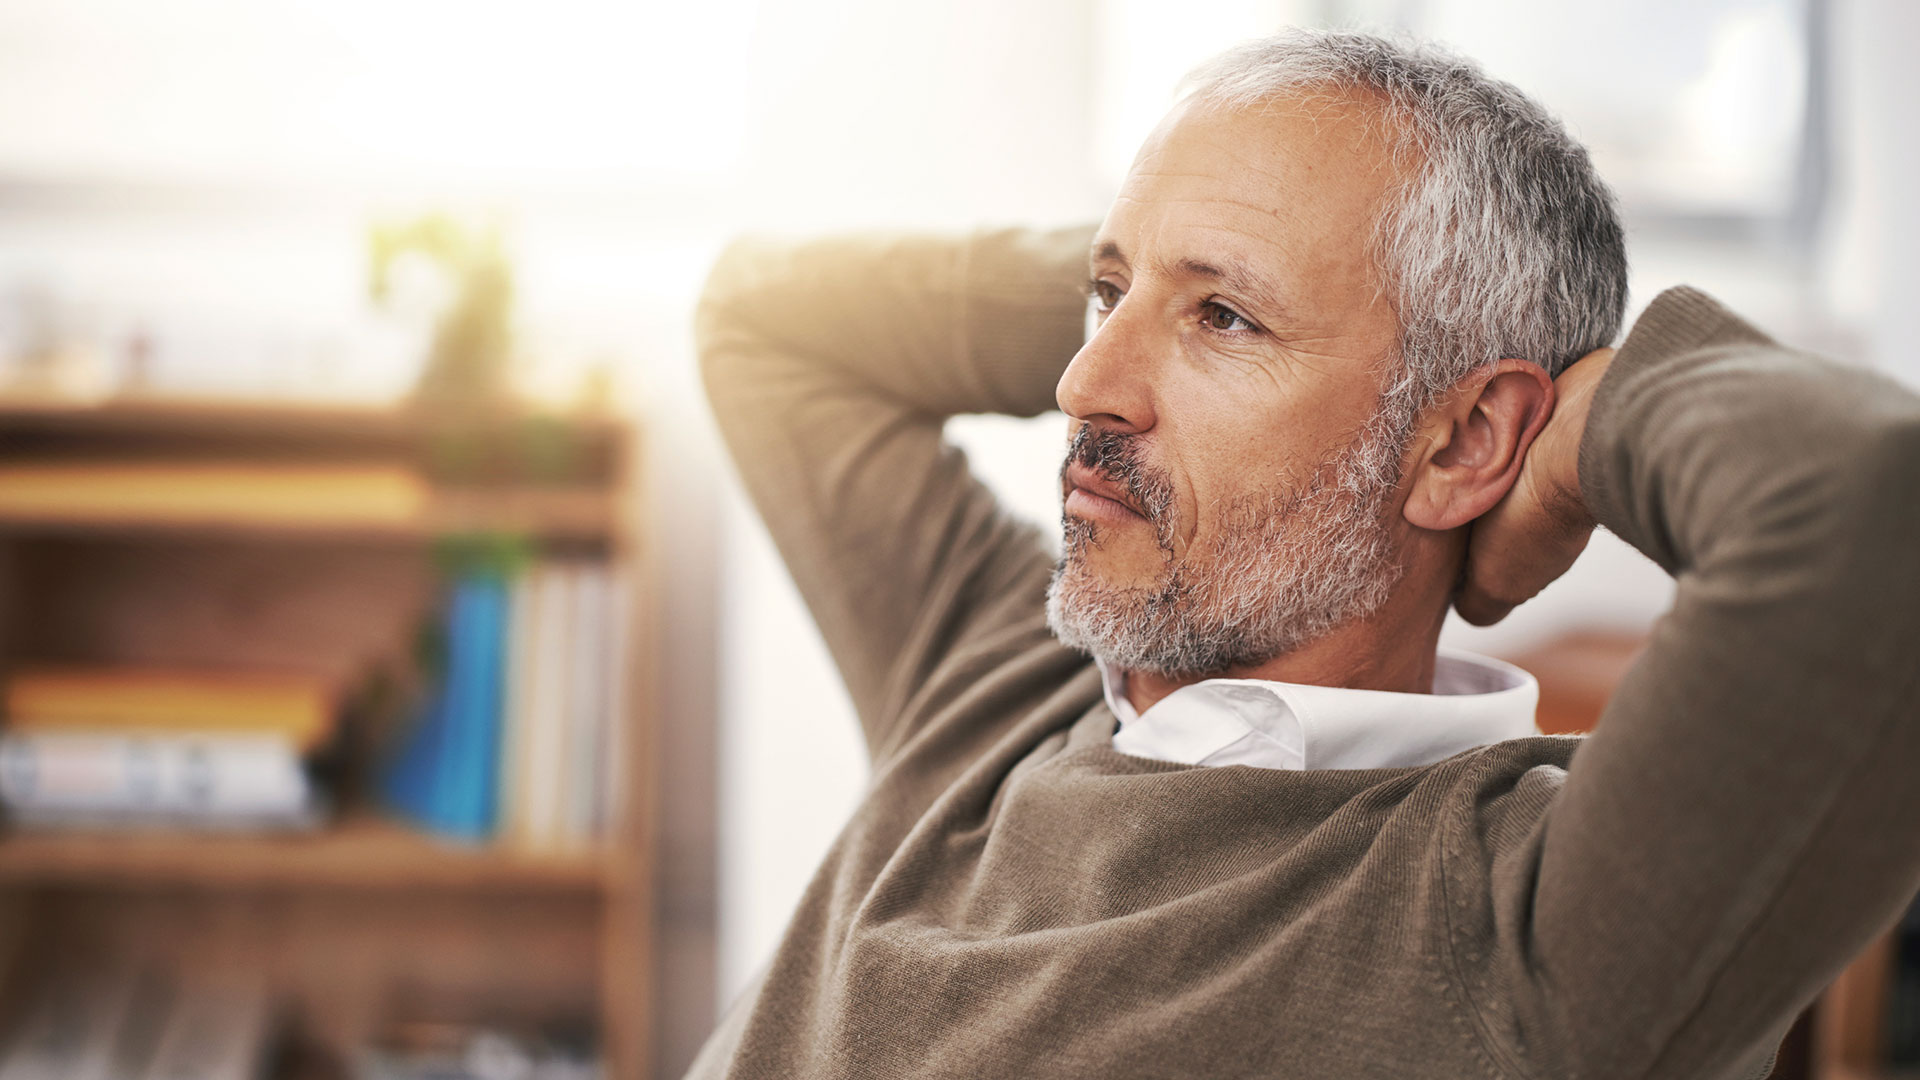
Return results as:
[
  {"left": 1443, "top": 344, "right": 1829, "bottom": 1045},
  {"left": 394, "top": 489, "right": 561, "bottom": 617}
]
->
[{"left": 1099, "top": 647, "right": 1540, "bottom": 771}]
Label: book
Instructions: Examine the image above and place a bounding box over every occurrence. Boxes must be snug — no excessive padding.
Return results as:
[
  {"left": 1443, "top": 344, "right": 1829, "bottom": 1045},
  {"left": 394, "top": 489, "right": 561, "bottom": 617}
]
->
[
  {"left": 516, "top": 563, "right": 576, "bottom": 850},
  {"left": 564, "top": 564, "right": 608, "bottom": 843},
  {"left": 6, "top": 667, "right": 337, "bottom": 753},
  {"left": 385, "top": 574, "right": 510, "bottom": 842},
  {"left": 0, "top": 968, "right": 142, "bottom": 1080},
  {"left": 0, "top": 968, "right": 277, "bottom": 1080},
  {"left": 495, "top": 573, "right": 542, "bottom": 847},
  {"left": 595, "top": 566, "right": 632, "bottom": 839},
  {"left": 0, "top": 462, "right": 426, "bottom": 527},
  {"left": 0, "top": 732, "right": 318, "bottom": 829},
  {"left": 437, "top": 576, "right": 509, "bottom": 839},
  {"left": 357, "top": 1018, "right": 598, "bottom": 1080},
  {"left": 138, "top": 980, "right": 275, "bottom": 1080}
]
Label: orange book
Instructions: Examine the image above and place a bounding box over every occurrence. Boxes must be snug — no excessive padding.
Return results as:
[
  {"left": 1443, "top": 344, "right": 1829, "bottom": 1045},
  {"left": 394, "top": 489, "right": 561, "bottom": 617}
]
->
[
  {"left": 5, "top": 667, "right": 337, "bottom": 752},
  {"left": 0, "top": 463, "right": 426, "bottom": 526}
]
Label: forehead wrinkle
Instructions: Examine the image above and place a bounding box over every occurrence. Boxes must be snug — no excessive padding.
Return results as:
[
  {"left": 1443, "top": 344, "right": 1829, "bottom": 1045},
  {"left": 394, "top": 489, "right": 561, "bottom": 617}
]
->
[
  {"left": 1100, "top": 187, "right": 1321, "bottom": 256},
  {"left": 1117, "top": 166, "right": 1301, "bottom": 217}
]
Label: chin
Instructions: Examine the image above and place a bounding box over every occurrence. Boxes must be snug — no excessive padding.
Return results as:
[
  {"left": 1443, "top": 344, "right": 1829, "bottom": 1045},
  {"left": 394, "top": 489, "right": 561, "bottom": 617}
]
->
[
  {"left": 1046, "top": 509, "right": 1408, "bottom": 679},
  {"left": 1061, "top": 514, "right": 1164, "bottom": 578}
]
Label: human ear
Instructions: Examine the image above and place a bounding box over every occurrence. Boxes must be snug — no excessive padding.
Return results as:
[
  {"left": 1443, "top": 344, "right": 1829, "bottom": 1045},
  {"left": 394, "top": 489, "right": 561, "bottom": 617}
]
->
[{"left": 1401, "top": 359, "right": 1555, "bottom": 532}]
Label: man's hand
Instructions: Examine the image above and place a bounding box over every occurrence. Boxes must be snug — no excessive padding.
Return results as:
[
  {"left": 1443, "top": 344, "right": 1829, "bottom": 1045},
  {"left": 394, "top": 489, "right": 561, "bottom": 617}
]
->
[{"left": 1454, "top": 348, "right": 1616, "bottom": 626}]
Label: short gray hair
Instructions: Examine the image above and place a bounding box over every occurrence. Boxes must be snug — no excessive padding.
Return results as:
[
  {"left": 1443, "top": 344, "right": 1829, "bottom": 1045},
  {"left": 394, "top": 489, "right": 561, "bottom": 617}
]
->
[{"left": 1183, "top": 29, "right": 1628, "bottom": 418}]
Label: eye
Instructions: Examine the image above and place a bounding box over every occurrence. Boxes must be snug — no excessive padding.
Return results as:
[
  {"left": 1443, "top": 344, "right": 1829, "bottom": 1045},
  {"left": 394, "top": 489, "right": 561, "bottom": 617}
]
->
[
  {"left": 1087, "top": 279, "right": 1123, "bottom": 315},
  {"left": 1201, "top": 301, "right": 1254, "bottom": 333}
]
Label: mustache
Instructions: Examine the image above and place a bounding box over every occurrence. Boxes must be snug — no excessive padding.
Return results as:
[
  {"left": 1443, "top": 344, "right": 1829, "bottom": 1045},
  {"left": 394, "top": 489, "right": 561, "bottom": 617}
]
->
[{"left": 1061, "top": 425, "right": 1177, "bottom": 549}]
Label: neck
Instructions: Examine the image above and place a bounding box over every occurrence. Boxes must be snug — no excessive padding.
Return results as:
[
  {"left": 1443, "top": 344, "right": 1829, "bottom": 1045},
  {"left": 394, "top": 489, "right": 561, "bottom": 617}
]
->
[{"left": 1122, "top": 527, "right": 1461, "bottom": 716}]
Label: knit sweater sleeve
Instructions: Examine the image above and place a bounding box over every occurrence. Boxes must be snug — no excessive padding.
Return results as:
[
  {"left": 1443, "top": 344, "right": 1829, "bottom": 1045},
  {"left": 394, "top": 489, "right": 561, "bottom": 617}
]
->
[
  {"left": 1495, "top": 287, "right": 1920, "bottom": 1078},
  {"left": 695, "top": 226, "right": 1094, "bottom": 763}
]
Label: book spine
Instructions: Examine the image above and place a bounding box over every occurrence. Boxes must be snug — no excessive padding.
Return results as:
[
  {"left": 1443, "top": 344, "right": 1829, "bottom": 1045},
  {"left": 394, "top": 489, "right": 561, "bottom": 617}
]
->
[
  {"left": 496, "top": 573, "right": 541, "bottom": 847},
  {"left": 469, "top": 576, "right": 509, "bottom": 837},
  {"left": 136, "top": 983, "right": 273, "bottom": 1080},
  {"left": 0, "top": 970, "right": 140, "bottom": 1080},
  {"left": 596, "top": 564, "right": 633, "bottom": 840},
  {"left": 523, "top": 564, "right": 574, "bottom": 849},
  {"left": 0, "top": 734, "right": 311, "bottom": 821},
  {"left": 565, "top": 564, "right": 607, "bottom": 844},
  {"left": 5, "top": 669, "right": 334, "bottom": 753},
  {"left": 421, "top": 581, "right": 477, "bottom": 836},
  {"left": 380, "top": 682, "right": 445, "bottom": 830},
  {"left": 384, "top": 579, "right": 463, "bottom": 837},
  {"left": 428, "top": 576, "right": 509, "bottom": 842}
]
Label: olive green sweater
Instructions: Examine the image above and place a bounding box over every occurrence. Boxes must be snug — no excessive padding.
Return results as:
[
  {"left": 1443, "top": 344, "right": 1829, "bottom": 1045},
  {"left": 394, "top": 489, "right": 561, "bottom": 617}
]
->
[{"left": 689, "top": 226, "right": 1920, "bottom": 1080}]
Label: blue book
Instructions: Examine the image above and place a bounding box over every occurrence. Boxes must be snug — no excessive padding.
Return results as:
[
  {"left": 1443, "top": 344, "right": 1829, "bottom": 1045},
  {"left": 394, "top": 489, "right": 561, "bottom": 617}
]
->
[
  {"left": 382, "top": 685, "right": 445, "bottom": 827},
  {"left": 438, "top": 576, "right": 508, "bottom": 839},
  {"left": 385, "top": 574, "right": 511, "bottom": 841}
]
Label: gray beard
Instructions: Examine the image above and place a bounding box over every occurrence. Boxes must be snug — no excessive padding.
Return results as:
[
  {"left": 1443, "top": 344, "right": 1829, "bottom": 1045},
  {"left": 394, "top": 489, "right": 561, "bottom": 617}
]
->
[{"left": 1044, "top": 408, "right": 1411, "bottom": 680}]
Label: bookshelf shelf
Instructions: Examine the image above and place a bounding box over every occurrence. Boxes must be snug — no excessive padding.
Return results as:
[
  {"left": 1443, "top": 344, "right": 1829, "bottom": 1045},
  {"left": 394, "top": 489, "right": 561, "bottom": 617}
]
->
[
  {"left": 0, "top": 396, "right": 624, "bottom": 444},
  {"left": 0, "top": 816, "right": 612, "bottom": 892},
  {"left": 0, "top": 487, "right": 618, "bottom": 542}
]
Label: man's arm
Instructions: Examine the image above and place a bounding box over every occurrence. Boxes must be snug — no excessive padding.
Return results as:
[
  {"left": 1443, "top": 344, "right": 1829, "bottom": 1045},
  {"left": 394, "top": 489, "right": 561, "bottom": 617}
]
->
[
  {"left": 1464, "top": 287, "right": 1920, "bottom": 1078},
  {"left": 695, "top": 226, "right": 1093, "bottom": 763}
]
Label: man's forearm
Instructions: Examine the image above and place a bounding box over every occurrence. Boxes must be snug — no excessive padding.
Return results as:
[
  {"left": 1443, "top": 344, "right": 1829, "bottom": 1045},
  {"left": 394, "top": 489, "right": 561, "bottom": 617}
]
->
[{"left": 694, "top": 226, "right": 1092, "bottom": 758}]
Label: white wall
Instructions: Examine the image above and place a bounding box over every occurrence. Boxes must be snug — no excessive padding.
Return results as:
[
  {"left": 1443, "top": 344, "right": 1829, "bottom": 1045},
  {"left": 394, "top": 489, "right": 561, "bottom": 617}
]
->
[{"left": 1826, "top": 0, "right": 1920, "bottom": 388}]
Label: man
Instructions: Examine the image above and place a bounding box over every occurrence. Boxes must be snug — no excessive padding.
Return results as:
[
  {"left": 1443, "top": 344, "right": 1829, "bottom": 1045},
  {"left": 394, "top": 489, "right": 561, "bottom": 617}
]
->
[{"left": 691, "top": 29, "right": 1920, "bottom": 1080}]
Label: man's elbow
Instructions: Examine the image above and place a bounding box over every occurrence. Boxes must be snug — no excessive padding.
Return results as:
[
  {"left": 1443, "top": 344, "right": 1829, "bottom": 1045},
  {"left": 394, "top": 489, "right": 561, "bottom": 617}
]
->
[
  {"left": 694, "top": 234, "right": 779, "bottom": 388},
  {"left": 1858, "top": 410, "right": 1920, "bottom": 537},
  {"left": 1806, "top": 406, "right": 1920, "bottom": 616}
]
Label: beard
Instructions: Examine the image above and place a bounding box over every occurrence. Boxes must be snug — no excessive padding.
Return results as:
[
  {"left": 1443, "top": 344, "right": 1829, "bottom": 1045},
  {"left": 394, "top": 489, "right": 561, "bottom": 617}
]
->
[{"left": 1044, "top": 401, "right": 1413, "bottom": 679}]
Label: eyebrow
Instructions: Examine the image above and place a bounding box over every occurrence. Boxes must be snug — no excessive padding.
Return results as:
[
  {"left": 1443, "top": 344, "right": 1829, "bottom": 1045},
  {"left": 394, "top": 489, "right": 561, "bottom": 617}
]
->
[{"left": 1090, "top": 240, "right": 1290, "bottom": 321}]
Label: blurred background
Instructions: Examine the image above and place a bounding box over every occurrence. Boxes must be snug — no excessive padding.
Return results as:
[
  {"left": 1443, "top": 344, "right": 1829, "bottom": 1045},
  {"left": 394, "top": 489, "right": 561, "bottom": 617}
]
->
[{"left": 0, "top": 0, "right": 1913, "bottom": 1077}]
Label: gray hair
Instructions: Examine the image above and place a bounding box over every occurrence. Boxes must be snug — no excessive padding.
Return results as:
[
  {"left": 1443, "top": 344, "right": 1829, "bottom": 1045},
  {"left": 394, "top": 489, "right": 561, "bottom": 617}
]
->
[{"left": 1183, "top": 29, "right": 1628, "bottom": 419}]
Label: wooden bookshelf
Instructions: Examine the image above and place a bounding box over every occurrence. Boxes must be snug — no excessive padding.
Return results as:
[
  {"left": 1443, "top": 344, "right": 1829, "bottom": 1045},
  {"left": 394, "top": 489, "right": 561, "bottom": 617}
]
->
[
  {"left": 0, "top": 396, "right": 626, "bottom": 446},
  {"left": 1815, "top": 928, "right": 1901, "bottom": 1080},
  {"left": 0, "top": 815, "right": 611, "bottom": 893},
  {"left": 0, "top": 486, "right": 617, "bottom": 542},
  {"left": 0, "top": 396, "right": 658, "bottom": 1078}
]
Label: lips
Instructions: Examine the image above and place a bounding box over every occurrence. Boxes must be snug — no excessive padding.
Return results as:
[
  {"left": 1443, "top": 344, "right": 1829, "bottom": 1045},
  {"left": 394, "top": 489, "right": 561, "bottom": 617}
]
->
[{"left": 1063, "top": 461, "right": 1146, "bottom": 519}]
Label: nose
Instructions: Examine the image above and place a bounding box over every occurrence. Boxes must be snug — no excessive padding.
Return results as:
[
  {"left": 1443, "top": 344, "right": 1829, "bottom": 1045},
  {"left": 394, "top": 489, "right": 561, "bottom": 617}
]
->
[{"left": 1055, "top": 305, "right": 1156, "bottom": 435}]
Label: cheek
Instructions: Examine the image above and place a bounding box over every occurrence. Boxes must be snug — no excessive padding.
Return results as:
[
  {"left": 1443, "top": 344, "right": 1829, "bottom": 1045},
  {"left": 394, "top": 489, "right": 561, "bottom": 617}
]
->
[
  {"left": 1155, "top": 410, "right": 1279, "bottom": 552},
  {"left": 1156, "top": 390, "right": 1360, "bottom": 547},
  {"left": 1150, "top": 338, "right": 1388, "bottom": 523}
]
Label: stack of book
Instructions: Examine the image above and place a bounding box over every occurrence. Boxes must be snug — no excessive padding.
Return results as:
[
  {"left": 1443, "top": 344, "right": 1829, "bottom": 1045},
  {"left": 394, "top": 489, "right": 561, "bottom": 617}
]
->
[
  {"left": 0, "top": 968, "right": 277, "bottom": 1080},
  {"left": 359, "top": 1017, "right": 598, "bottom": 1080},
  {"left": 0, "top": 668, "right": 332, "bottom": 830},
  {"left": 385, "top": 559, "right": 629, "bottom": 850}
]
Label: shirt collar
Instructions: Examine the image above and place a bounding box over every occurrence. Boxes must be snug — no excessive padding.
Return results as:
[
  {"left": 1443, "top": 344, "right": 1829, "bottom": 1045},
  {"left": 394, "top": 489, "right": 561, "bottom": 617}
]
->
[{"left": 1098, "top": 648, "right": 1539, "bottom": 771}]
